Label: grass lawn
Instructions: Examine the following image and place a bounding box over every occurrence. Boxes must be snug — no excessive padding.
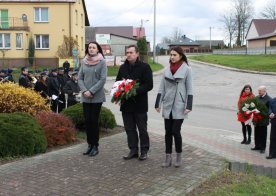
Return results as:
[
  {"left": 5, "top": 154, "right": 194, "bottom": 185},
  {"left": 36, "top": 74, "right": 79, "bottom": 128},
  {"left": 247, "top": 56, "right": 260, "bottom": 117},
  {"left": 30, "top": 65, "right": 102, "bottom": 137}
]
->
[
  {"left": 187, "top": 170, "right": 276, "bottom": 196},
  {"left": 107, "top": 59, "right": 164, "bottom": 77},
  {"left": 189, "top": 54, "right": 276, "bottom": 72}
]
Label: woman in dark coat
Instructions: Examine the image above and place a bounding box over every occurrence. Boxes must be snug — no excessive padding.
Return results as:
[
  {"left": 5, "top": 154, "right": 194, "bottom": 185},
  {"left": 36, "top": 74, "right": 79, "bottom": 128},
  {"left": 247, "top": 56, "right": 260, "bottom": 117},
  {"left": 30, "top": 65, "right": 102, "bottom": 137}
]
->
[{"left": 34, "top": 72, "right": 50, "bottom": 101}]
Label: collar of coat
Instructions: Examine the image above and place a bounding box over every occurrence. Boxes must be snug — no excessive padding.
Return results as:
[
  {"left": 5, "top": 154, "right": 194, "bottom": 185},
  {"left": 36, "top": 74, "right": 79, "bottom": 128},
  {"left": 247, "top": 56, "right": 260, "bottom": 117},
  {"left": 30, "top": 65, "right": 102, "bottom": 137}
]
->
[{"left": 164, "top": 62, "right": 188, "bottom": 81}]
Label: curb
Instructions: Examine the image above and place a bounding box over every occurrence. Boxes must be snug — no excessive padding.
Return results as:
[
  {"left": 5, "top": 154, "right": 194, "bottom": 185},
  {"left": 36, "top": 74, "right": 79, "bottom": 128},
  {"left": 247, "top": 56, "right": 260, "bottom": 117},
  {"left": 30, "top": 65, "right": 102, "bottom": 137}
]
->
[
  {"left": 229, "top": 161, "right": 276, "bottom": 178},
  {"left": 189, "top": 59, "right": 276, "bottom": 76}
]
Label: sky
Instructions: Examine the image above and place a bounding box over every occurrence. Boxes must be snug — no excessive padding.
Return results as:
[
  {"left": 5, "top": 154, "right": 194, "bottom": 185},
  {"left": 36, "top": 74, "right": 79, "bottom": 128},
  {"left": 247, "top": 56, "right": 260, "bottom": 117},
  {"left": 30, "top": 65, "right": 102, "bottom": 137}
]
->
[{"left": 85, "top": 0, "right": 266, "bottom": 47}]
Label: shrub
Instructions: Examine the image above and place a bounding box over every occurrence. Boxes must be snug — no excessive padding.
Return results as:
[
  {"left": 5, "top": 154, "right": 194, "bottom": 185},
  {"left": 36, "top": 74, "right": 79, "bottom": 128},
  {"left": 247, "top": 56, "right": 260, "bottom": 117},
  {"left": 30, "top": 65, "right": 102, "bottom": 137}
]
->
[
  {"left": 0, "top": 83, "right": 50, "bottom": 116},
  {"left": 0, "top": 112, "right": 47, "bottom": 157},
  {"left": 62, "top": 103, "right": 116, "bottom": 130},
  {"left": 35, "top": 112, "right": 77, "bottom": 147}
]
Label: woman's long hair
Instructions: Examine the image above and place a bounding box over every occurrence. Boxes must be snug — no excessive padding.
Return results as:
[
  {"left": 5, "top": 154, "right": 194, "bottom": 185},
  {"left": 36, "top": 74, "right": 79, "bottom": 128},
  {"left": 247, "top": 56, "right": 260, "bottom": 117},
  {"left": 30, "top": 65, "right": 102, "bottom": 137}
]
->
[
  {"left": 240, "top": 84, "right": 252, "bottom": 97},
  {"left": 85, "top": 41, "right": 105, "bottom": 58},
  {"left": 169, "top": 46, "right": 188, "bottom": 65}
]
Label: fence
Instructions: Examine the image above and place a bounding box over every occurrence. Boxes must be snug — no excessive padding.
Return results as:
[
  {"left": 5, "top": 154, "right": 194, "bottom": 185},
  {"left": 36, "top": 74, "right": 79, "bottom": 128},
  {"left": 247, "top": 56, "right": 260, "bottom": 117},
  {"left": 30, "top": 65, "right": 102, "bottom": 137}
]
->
[{"left": 213, "top": 46, "right": 276, "bottom": 55}]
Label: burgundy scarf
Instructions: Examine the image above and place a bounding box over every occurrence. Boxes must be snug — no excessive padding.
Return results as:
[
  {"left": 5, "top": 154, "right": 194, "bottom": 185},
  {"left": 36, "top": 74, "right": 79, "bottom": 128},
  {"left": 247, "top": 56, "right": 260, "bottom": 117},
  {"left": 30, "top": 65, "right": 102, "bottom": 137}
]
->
[
  {"left": 170, "top": 60, "right": 183, "bottom": 75},
  {"left": 83, "top": 53, "right": 104, "bottom": 66}
]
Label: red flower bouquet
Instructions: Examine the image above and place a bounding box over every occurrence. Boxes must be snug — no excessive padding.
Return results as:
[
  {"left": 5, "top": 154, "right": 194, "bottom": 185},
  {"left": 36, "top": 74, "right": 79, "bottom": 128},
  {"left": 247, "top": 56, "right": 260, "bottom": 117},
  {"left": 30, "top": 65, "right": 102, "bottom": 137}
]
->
[
  {"left": 110, "top": 79, "right": 139, "bottom": 105},
  {"left": 238, "top": 97, "right": 268, "bottom": 124}
]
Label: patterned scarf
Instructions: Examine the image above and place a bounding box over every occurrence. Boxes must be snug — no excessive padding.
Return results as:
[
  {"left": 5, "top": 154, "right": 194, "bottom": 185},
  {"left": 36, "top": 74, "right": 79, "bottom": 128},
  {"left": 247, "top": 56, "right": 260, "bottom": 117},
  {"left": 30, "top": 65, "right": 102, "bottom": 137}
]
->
[{"left": 83, "top": 53, "right": 104, "bottom": 66}]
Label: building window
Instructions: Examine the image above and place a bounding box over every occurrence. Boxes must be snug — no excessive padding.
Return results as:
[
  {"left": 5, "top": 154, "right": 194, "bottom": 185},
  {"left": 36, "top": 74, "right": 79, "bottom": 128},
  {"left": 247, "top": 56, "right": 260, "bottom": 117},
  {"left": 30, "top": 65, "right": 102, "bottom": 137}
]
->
[
  {"left": 81, "top": 13, "right": 83, "bottom": 28},
  {"left": 75, "top": 10, "right": 78, "bottom": 26},
  {"left": 34, "top": 8, "right": 48, "bottom": 22},
  {"left": 270, "top": 40, "right": 276, "bottom": 47},
  {"left": 35, "top": 35, "right": 49, "bottom": 49},
  {"left": 0, "top": 33, "right": 10, "bottom": 48},
  {"left": 81, "top": 37, "right": 83, "bottom": 51},
  {"left": 0, "top": 10, "right": 9, "bottom": 28},
  {"left": 16, "top": 33, "right": 23, "bottom": 49}
]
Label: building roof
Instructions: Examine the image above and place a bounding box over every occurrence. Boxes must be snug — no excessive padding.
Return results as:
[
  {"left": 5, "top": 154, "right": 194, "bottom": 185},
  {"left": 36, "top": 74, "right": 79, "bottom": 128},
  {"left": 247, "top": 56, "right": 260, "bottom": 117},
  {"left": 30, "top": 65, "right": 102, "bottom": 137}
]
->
[
  {"left": 168, "top": 35, "right": 200, "bottom": 46},
  {"left": 156, "top": 43, "right": 169, "bottom": 50},
  {"left": 247, "top": 31, "right": 276, "bottom": 40},
  {"left": 246, "top": 19, "right": 276, "bottom": 40},
  {"left": 196, "top": 40, "right": 224, "bottom": 47},
  {"left": 93, "top": 26, "right": 135, "bottom": 39}
]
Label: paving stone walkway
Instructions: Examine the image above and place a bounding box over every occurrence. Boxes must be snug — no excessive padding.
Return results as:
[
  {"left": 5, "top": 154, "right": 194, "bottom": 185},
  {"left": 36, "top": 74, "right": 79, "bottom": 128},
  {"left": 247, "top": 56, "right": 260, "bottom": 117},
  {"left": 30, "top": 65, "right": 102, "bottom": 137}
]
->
[{"left": 0, "top": 133, "right": 226, "bottom": 196}]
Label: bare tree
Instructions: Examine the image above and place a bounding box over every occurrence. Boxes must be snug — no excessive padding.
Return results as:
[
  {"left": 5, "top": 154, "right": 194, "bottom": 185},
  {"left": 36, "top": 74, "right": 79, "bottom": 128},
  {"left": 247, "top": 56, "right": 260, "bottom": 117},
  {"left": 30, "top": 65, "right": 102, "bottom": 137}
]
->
[
  {"left": 161, "top": 36, "right": 172, "bottom": 44},
  {"left": 233, "top": 0, "right": 254, "bottom": 47},
  {"left": 220, "top": 12, "right": 237, "bottom": 48},
  {"left": 171, "top": 27, "right": 184, "bottom": 42},
  {"left": 261, "top": 0, "right": 276, "bottom": 19}
]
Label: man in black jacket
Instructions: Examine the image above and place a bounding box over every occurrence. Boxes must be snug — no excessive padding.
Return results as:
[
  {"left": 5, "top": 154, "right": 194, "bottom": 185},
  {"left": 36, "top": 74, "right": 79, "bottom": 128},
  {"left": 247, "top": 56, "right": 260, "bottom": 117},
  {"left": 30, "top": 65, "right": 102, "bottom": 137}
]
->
[
  {"left": 19, "top": 67, "right": 32, "bottom": 88},
  {"left": 251, "top": 86, "right": 272, "bottom": 154},
  {"left": 63, "top": 71, "right": 80, "bottom": 107},
  {"left": 116, "top": 45, "right": 153, "bottom": 161}
]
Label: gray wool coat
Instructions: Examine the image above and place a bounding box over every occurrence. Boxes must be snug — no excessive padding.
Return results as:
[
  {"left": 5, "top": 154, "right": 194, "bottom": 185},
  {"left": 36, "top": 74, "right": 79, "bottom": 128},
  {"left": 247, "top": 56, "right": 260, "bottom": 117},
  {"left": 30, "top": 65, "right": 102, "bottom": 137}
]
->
[
  {"left": 78, "top": 59, "right": 107, "bottom": 103},
  {"left": 156, "top": 63, "right": 193, "bottom": 119}
]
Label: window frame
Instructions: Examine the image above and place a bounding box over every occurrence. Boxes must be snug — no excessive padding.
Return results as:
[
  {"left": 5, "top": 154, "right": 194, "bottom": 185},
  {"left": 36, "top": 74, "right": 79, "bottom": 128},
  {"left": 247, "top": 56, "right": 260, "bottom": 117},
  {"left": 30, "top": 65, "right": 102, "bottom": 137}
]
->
[
  {"left": 35, "top": 34, "right": 49, "bottom": 49},
  {"left": 0, "top": 33, "right": 11, "bottom": 49},
  {"left": 34, "top": 7, "right": 49, "bottom": 23}
]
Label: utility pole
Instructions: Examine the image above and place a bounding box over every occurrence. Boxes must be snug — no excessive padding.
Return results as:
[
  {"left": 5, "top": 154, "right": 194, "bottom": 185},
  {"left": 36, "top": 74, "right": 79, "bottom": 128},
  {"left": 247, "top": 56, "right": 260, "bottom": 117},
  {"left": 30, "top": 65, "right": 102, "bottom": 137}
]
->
[
  {"left": 209, "top": 26, "right": 214, "bottom": 50},
  {"left": 153, "top": 0, "right": 156, "bottom": 63}
]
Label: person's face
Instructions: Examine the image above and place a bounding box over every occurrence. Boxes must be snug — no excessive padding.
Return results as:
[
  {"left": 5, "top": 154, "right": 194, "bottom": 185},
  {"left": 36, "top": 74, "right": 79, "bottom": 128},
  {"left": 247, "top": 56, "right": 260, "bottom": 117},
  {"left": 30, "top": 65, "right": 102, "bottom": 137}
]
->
[
  {"left": 0, "top": 72, "right": 4, "bottom": 77},
  {"left": 126, "top": 47, "right": 139, "bottom": 63},
  {"left": 170, "top": 50, "right": 182, "bottom": 63},
  {"left": 42, "top": 76, "right": 47, "bottom": 81},
  {"left": 73, "top": 75, "right": 78, "bottom": 81},
  {"left": 258, "top": 88, "right": 265, "bottom": 96},
  {"left": 244, "top": 87, "right": 251, "bottom": 95},
  {"left": 88, "top": 43, "right": 99, "bottom": 56},
  {"left": 23, "top": 69, "right": 28, "bottom": 75}
]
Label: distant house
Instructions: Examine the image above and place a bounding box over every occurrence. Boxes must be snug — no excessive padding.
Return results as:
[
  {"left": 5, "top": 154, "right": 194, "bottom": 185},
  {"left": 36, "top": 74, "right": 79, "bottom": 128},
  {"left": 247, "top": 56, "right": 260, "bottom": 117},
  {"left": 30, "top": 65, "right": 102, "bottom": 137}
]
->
[
  {"left": 168, "top": 35, "right": 200, "bottom": 53},
  {"left": 156, "top": 43, "right": 169, "bottom": 55},
  {"left": 85, "top": 26, "right": 148, "bottom": 56},
  {"left": 196, "top": 40, "right": 224, "bottom": 49},
  {"left": 246, "top": 19, "right": 276, "bottom": 48}
]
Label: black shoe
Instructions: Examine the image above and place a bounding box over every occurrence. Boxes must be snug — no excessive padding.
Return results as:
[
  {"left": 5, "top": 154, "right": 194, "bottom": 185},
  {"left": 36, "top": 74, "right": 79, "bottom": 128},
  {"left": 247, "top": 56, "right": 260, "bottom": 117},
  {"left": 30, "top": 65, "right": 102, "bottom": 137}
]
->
[
  {"left": 245, "top": 139, "right": 251, "bottom": 145},
  {"left": 89, "top": 146, "right": 99, "bottom": 157},
  {"left": 260, "top": 150, "right": 265, "bottom": 154},
  {"left": 251, "top": 147, "right": 260, "bottom": 151},
  {"left": 241, "top": 139, "right": 246, "bottom": 144},
  {"left": 266, "top": 155, "right": 276, "bottom": 159},
  {"left": 123, "top": 152, "right": 138, "bottom": 160},
  {"left": 83, "top": 145, "right": 92, "bottom": 155},
  {"left": 139, "top": 153, "right": 148, "bottom": 161}
]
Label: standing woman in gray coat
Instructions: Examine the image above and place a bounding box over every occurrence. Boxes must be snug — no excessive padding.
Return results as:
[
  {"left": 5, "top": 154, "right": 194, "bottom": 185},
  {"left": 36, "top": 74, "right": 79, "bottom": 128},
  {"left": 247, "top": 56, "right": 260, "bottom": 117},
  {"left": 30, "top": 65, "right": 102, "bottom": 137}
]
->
[
  {"left": 155, "top": 46, "right": 193, "bottom": 167},
  {"left": 78, "top": 41, "right": 107, "bottom": 157}
]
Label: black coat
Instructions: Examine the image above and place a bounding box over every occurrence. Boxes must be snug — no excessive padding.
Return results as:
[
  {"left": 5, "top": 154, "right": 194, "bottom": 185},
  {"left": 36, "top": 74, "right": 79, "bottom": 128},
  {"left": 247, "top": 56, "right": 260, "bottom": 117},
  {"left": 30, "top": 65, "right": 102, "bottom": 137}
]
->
[
  {"left": 47, "top": 76, "right": 60, "bottom": 96},
  {"left": 63, "top": 79, "right": 80, "bottom": 103},
  {"left": 35, "top": 81, "right": 49, "bottom": 98},
  {"left": 19, "top": 74, "right": 32, "bottom": 88},
  {"left": 116, "top": 59, "right": 153, "bottom": 113},
  {"left": 256, "top": 94, "right": 272, "bottom": 126}
]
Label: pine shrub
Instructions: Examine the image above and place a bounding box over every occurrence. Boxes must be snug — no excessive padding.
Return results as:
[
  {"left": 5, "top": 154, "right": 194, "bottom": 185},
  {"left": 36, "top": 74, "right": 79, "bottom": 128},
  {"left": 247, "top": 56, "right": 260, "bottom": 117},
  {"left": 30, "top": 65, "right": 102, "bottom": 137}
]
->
[
  {"left": 35, "top": 112, "right": 77, "bottom": 147},
  {"left": 62, "top": 103, "right": 116, "bottom": 130},
  {"left": 0, "top": 112, "right": 47, "bottom": 157},
  {"left": 0, "top": 83, "right": 50, "bottom": 116}
]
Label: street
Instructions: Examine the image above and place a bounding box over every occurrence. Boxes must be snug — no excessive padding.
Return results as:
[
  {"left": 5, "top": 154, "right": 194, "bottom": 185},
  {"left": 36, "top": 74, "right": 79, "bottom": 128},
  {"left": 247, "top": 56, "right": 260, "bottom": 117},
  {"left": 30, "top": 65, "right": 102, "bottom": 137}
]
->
[{"left": 104, "top": 56, "right": 276, "bottom": 167}]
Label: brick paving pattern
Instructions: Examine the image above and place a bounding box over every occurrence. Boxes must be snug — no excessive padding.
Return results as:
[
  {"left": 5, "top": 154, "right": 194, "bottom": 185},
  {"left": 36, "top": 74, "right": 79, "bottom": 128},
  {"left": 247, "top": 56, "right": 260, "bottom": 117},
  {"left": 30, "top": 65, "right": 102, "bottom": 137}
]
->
[{"left": 0, "top": 133, "right": 226, "bottom": 195}]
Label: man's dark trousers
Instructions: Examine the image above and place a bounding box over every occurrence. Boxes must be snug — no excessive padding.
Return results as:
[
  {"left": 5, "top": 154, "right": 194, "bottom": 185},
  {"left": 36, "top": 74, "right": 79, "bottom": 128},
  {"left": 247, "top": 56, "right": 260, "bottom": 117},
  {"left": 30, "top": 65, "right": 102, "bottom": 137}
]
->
[
  {"left": 122, "top": 112, "right": 149, "bottom": 154},
  {"left": 254, "top": 125, "right": 267, "bottom": 150}
]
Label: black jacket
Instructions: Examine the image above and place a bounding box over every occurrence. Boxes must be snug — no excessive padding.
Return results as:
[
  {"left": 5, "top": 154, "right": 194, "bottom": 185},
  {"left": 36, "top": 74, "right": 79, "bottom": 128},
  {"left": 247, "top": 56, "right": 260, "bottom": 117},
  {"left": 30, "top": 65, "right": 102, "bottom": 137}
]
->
[
  {"left": 116, "top": 59, "right": 153, "bottom": 113},
  {"left": 19, "top": 74, "right": 32, "bottom": 88},
  {"left": 35, "top": 81, "right": 49, "bottom": 98},
  {"left": 63, "top": 79, "right": 80, "bottom": 103},
  {"left": 256, "top": 94, "right": 272, "bottom": 126}
]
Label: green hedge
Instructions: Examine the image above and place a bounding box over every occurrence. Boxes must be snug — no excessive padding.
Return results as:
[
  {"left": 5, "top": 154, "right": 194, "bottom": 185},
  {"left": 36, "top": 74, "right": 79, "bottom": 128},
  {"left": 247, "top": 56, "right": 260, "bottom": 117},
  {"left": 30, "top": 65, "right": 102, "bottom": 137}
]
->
[
  {"left": 62, "top": 104, "right": 116, "bottom": 130},
  {"left": 0, "top": 112, "right": 47, "bottom": 157}
]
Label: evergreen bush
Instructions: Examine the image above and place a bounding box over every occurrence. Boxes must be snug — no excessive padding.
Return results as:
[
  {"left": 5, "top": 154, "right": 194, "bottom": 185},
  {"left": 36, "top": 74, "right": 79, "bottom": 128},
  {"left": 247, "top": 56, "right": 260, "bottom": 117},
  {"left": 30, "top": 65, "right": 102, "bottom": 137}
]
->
[
  {"left": 0, "top": 112, "right": 47, "bottom": 157},
  {"left": 62, "top": 103, "right": 116, "bottom": 130}
]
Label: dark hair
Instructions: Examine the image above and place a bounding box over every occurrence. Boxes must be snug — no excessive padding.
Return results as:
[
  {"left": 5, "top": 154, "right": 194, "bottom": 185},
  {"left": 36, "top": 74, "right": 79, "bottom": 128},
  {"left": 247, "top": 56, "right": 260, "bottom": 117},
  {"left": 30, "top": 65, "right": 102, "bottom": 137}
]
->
[
  {"left": 126, "top": 45, "right": 139, "bottom": 53},
  {"left": 85, "top": 41, "right": 105, "bottom": 58},
  {"left": 21, "top": 66, "right": 28, "bottom": 72},
  {"left": 170, "top": 46, "right": 188, "bottom": 64},
  {"left": 240, "top": 84, "right": 252, "bottom": 96}
]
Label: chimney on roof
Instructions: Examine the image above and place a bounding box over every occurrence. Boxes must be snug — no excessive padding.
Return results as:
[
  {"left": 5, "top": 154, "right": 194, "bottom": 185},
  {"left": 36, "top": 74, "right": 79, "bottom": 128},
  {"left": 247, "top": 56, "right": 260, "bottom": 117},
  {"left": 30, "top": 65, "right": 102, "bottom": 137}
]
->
[{"left": 182, "top": 35, "right": 186, "bottom": 39}]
